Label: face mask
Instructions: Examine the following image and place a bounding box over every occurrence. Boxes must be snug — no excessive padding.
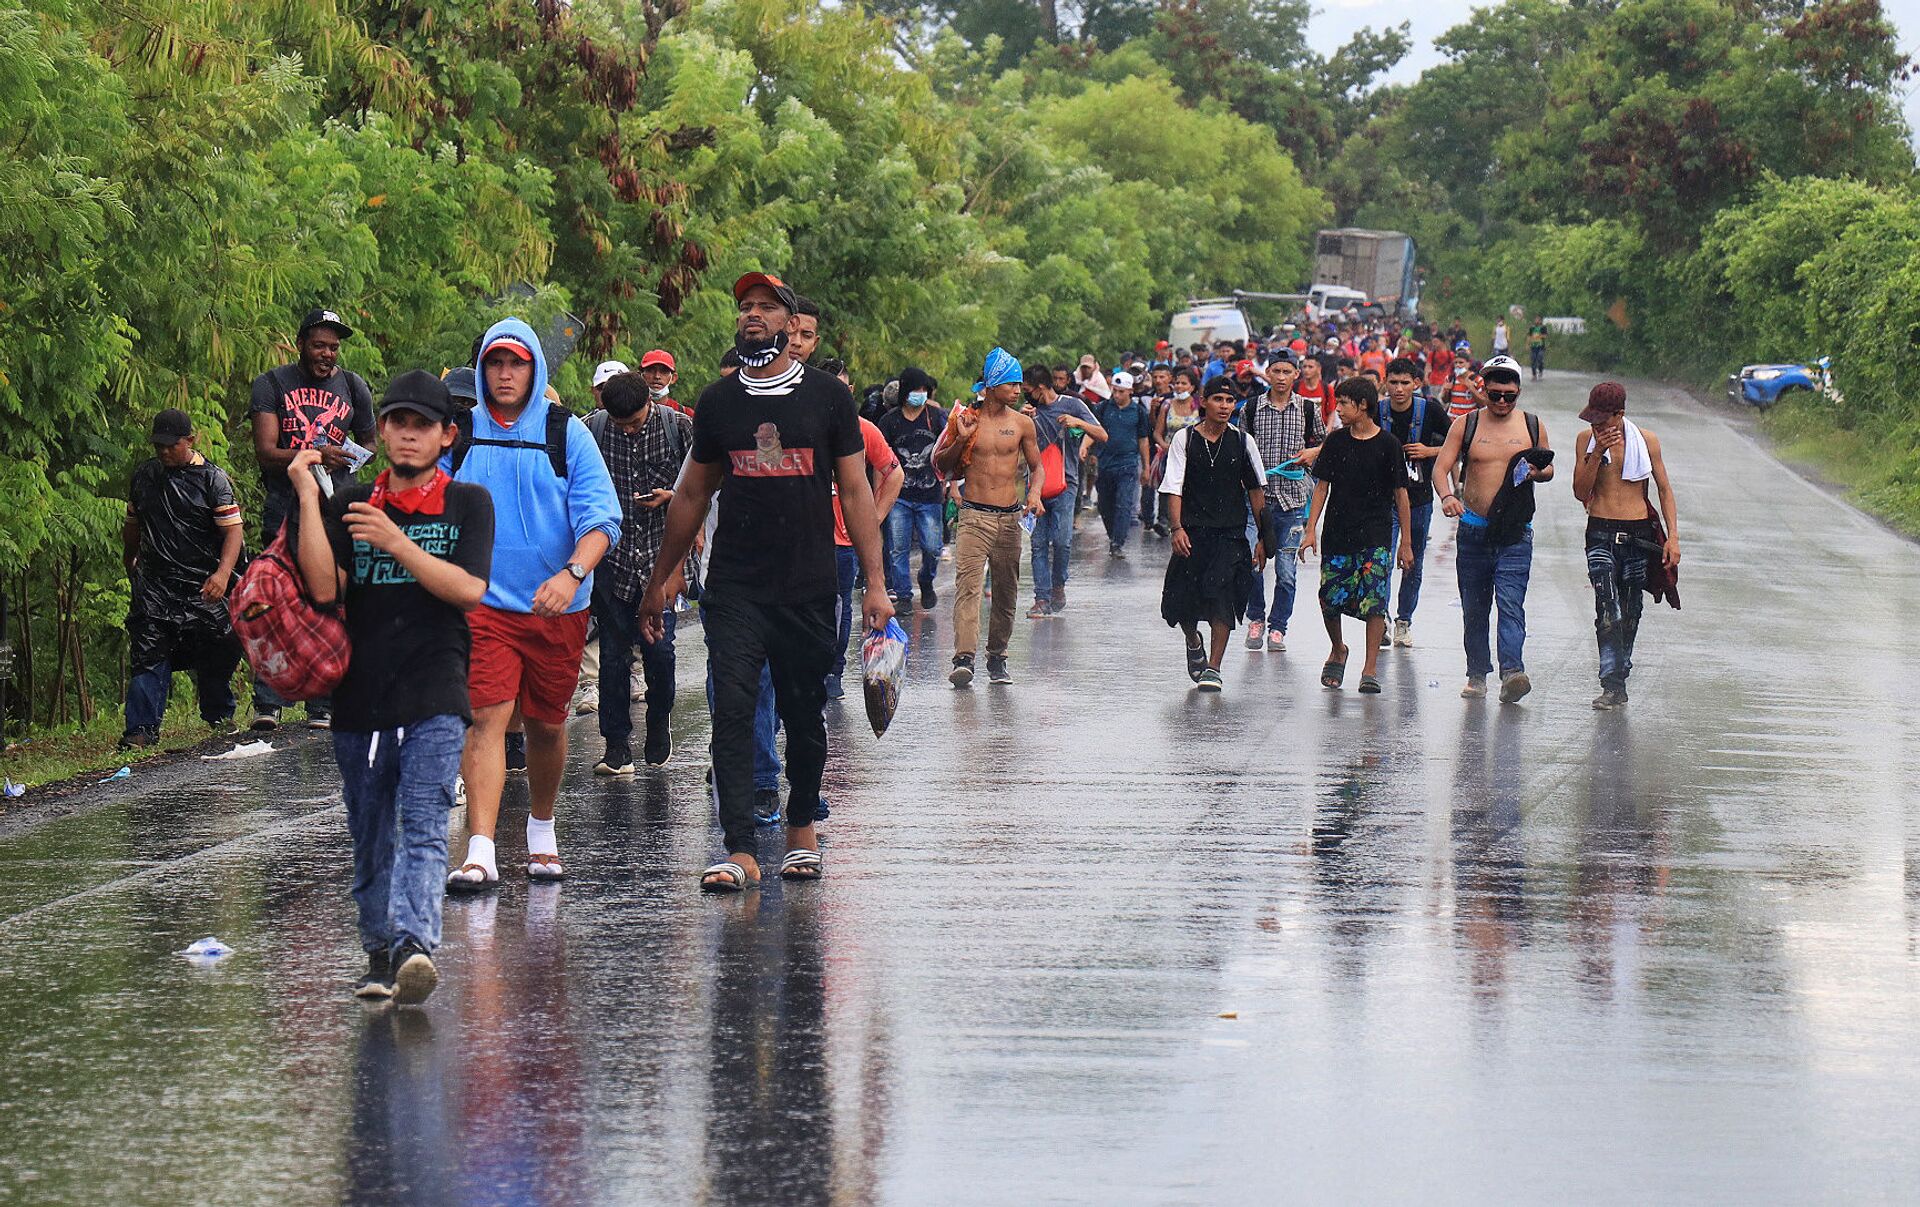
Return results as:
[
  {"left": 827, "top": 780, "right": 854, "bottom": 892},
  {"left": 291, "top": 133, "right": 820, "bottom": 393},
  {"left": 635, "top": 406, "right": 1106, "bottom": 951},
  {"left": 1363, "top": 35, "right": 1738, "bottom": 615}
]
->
[
  {"left": 906, "top": 390, "right": 929, "bottom": 407},
  {"left": 1174, "top": 390, "right": 1191, "bottom": 401},
  {"left": 733, "top": 329, "right": 789, "bottom": 370},
  {"left": 648, "top": 383, "right": 670, "bottom": 400}
]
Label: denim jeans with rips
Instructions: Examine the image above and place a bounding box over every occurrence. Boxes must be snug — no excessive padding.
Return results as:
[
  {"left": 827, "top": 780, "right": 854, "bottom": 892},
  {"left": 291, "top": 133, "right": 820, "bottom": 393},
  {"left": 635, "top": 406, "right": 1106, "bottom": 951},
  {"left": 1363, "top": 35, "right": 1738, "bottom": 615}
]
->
[{"left": 1246, "top": 504, "right": 1307, "bottom": 632}]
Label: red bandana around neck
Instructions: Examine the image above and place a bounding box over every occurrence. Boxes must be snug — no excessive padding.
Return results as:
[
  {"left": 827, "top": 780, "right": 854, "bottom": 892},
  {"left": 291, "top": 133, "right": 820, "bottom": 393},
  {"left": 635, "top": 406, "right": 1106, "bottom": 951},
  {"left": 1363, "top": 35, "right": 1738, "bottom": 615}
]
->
[{"left": 369, "top": 468, "right": 450, "bottom": 515}]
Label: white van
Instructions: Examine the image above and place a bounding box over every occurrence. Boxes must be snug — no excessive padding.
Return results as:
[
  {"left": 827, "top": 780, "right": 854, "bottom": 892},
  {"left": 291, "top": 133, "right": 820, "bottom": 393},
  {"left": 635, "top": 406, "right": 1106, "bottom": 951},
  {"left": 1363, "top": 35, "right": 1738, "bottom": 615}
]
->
[
  {"left": 1167, "top": 300, "right": 1252, "bottom": 351},
  {"left": 1307, "top": 284, "right": 1367, "bottom": 318}
]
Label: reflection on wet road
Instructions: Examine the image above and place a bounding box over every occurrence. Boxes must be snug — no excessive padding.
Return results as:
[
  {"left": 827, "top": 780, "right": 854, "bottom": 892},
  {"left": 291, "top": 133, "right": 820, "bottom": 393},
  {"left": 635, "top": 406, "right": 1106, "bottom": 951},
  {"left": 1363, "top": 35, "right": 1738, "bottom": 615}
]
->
[{"left": 4, "top": 374, "right": 1920, "bottom": 1203}]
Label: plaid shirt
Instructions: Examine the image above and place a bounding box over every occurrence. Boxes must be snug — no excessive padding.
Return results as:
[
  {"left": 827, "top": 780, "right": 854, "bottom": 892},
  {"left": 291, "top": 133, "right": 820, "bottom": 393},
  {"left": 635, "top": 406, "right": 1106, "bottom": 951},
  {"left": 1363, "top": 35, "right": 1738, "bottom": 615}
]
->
[
  {"left": 1245, "top": 390, "right": 1324, "bottom": 511},
  {"left": 598, "top": 404, "right": 693, "bottom": 603}
]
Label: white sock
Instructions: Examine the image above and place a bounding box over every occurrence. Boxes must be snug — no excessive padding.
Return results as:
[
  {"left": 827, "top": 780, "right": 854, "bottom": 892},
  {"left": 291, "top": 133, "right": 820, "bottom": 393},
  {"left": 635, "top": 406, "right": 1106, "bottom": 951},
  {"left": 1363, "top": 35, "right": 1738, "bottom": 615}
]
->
[
  {"left": 463, "top": 833, "right": 498, "bottom": 877},
  {"left": 526, "top": 815, "right": 558, "bottom": 858}
]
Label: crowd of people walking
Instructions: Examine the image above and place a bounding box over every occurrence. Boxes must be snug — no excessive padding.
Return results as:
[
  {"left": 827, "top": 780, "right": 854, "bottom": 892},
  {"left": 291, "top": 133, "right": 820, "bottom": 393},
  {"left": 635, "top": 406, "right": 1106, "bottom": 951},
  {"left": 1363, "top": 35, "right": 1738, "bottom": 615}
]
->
[{"left": 119, "top": 288, "right": 1679, "bottom": 1004}]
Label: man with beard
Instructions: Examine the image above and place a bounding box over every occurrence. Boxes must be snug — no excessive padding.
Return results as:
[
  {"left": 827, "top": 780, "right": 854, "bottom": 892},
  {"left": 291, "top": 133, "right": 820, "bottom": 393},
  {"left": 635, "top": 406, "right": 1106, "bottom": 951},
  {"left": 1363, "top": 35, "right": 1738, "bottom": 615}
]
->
[
  {"left": 640, "top": 272, "right": 891, "bottom": 891},
  {"left": 246, "top": 308, "right": 375, "bottom": 730}
]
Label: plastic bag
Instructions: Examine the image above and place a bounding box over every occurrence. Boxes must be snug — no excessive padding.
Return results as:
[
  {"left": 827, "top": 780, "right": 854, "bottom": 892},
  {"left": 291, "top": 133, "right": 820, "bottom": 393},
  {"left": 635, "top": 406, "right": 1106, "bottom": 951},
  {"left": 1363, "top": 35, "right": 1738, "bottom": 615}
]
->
[
  {"left": 179, "top": 936, "right": 233, "bottom": 965},
  {"left": 860, "top": 618, "right": 909, "bottom": 737}
]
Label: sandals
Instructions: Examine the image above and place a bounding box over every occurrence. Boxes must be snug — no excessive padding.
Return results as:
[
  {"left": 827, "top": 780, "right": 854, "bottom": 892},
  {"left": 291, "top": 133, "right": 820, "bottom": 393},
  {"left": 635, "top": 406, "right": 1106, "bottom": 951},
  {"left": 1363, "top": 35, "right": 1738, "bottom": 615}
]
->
[
  {"left": 1358, "top": 674, "right": 1382, "bottom": 695},
  {"left": 446, "top": 863, "right": 498, "bottom": 894},
  {"left": 1320, "top": 659, "right": 1347, "bottom": 689},
  {"left": 1184, "top": 639, "right": 1208, "bottom": 683},
  {"left": 780, "top": 849, "right": 824, "bottom": 881},
  {"left": 700, "top": 861, "right": 760, "bottom": 894},
  {"left": 526, "top": 853, "right": 566, "bottom": 882}
]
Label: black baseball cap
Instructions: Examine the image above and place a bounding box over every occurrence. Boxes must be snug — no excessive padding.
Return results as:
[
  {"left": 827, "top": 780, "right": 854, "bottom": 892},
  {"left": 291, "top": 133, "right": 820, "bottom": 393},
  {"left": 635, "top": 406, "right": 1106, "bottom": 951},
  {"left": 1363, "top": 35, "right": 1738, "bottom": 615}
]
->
[
  {"left": 378, "top": 370, "right": 455, "bottom": 424},
  {"left": 149, "top": 408, "right": 193, "bottom": 445},
  {"left": 297, "top": 308, "right": 354, "bottom": 340},
  {"left": 441, "top": 366, "right": 478, "bottom": 404}
]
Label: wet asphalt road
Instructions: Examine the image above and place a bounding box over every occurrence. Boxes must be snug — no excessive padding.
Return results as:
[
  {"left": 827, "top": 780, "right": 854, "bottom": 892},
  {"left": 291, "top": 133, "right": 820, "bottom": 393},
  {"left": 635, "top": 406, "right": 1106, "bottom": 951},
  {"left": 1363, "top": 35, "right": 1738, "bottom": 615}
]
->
[{"left": 5, "top": 372, "right": 1920, "bottom": 1204}]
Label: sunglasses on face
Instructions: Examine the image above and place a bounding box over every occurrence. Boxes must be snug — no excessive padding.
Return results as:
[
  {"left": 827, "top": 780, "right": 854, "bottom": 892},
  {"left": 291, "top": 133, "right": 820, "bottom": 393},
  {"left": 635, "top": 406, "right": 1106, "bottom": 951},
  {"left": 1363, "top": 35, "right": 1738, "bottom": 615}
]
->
[{"left": 1485, "top": 389, "right": 1519, "bottom": 402}]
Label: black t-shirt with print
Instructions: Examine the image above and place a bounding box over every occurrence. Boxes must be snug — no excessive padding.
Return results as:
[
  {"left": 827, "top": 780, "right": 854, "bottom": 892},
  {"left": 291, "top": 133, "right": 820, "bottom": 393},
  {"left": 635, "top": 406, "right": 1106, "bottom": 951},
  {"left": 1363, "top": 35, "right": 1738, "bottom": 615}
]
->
[
  {"left": 1381, "top": 398, "right": 1453, "bottom": 507},
  {"left": 248, "top": 362, "right": 375, "bottom": 496},
  {"left": 1312, "top": 426, "right": 1405, "bottom": 554},
  {"left": 299, "top": 479, "right": 495, "bottom": 731},
  {"left": 692, "top": 362, "right": 864, "bottom": 603},
  {"left": 876, "top": 405, "right": 948, "bottom": 505}
]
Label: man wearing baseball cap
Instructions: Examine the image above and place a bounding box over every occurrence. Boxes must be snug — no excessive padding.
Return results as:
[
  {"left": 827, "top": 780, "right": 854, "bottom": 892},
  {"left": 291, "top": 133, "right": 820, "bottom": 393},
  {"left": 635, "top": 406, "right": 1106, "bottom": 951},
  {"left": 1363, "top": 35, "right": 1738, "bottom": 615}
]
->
[
  {"left": 1431, "top": 353, "right": 1553, "bottom": 702},
  {"left": 637, "top": 349, "right": 686, "bottom": 414},
  {"left": 639, "top": 271, "right": 891, "bottom": 892},
  {"left": 286, "top": 370, "right": 494, "bottom": 1003},
  {"left": 120, "top": 408, "right": 246, "bottom": 749},
  {"left": 590, "top": 360, "right": 629, "bottom": 410},
  {"left": 245, "top": 307, "right": 376, "bottom": 731},
  {"left": 1093, "top": 370, "right": 1151, "bottom": 556}
]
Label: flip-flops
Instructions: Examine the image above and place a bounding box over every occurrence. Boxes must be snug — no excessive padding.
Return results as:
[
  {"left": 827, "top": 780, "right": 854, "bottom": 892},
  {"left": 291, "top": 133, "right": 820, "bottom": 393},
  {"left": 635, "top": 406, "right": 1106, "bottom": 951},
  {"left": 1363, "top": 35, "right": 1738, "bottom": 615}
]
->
[
  {"left": 1358, "top": 674, "right": 1382, "bottom": 694},
  {"left": 1320, "top": 659, "right": 1346, "bottom": 689},
  {"left": 780, "top": 849, "right": 824, "bottom": 881},
  {"left": 700, "top": 861, "right": 760, "bottom": 893},
  {"left": 445, "top": 863, "right": 498, "bottom": 894},
  {"left": 527, "top": 853, "right": 566, "bottom": 882}
]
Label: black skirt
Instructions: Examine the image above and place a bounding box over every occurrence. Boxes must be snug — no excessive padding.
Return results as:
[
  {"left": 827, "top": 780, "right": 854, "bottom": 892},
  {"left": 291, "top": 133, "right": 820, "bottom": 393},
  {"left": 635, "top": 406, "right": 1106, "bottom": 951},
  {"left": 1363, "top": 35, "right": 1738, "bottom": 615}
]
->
[{"left": 1161, "top": 526, "right": 1254, "bottom": 628}]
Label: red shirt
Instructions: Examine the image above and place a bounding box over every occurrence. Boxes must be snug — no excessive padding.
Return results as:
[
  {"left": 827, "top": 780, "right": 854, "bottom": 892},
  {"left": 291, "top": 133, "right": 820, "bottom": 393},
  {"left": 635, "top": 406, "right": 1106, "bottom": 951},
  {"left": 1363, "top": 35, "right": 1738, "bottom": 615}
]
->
[
  {"left": 833, "top": 417, "right": 900, "bottom": 546},
  {"left": 1426, "top": 347, "right": 1453, "bottom": 388}
]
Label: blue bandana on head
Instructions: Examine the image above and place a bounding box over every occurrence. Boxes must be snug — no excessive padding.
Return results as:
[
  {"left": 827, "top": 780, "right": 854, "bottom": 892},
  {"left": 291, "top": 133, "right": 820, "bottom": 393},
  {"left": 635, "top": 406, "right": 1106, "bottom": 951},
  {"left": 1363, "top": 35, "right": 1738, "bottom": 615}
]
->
[{"left": 972, "top": 346, "right": 1022, "bottom": 395}]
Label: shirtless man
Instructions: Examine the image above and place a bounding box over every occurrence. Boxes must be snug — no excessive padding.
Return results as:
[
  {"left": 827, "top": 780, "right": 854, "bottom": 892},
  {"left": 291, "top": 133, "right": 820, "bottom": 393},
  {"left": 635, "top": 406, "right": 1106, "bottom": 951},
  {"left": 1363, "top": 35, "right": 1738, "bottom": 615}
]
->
[
  {"left": 1570, "top": 381, "right": 1679, "bottom": 710},
  {"left": 1431, "top": 355, "right": 1554, "bottom": 702},
  {"left": 934, "top": 347, "right": 1043, "bottom": 687}
]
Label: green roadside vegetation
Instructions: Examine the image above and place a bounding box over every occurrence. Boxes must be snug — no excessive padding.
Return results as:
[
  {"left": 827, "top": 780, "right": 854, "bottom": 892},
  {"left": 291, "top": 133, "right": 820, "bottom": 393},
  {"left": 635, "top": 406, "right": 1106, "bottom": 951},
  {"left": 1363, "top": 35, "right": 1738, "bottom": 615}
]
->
[{"left": 0, "top": 0, "right": 1911, "bottom": 760}]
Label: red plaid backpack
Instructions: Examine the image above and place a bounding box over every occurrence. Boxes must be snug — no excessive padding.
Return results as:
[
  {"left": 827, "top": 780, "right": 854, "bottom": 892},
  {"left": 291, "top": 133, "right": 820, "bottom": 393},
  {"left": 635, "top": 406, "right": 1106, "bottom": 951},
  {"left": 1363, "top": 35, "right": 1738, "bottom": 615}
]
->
[{"left": 229, "top": 528, "right": 350, "bottom": 701}]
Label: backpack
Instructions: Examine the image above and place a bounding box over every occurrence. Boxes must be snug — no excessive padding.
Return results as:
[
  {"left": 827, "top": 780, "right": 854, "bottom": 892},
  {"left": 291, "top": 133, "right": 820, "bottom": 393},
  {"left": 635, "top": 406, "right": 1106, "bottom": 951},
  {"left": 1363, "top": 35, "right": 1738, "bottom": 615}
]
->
[
  {"left": 1464, "top": 409, "right": 1543, "bottom": 546},
  {"left": 451, "top": 407, "right": 574, "bottom": 477},
  {"left": 1378, "top": 393, "right": 1429, "bottom": 443},
  {"left": 583, "top": 405, "right": 686, "bottom": 467},
  {"left": 229, "top": 527, "right": 350, "bottom": 703}
]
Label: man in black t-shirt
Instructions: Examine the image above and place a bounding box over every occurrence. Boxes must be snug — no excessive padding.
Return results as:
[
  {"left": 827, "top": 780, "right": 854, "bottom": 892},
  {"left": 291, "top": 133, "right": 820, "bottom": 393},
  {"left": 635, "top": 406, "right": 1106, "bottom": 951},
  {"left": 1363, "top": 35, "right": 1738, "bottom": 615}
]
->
[
  {"left": 288, "top": 371, "right": 494, "bottom": 1006},
  {"left": 1301, "top": 377, "right": 1412, "bottom": 694},
  {"left": 876, "top": 366, "right": 947, "bottom": 609},
  {"left": 247, "top": 307, "right": 375, "bottom": 731},
  {"left": 120, "top": 409, "right": 246, "bottom": 748},
  {"left": 1379, "top": 358, "right": 1453, "bottom": 647},
  {"left": 641, "top": 272, "right": 892, "bottom": 893}
]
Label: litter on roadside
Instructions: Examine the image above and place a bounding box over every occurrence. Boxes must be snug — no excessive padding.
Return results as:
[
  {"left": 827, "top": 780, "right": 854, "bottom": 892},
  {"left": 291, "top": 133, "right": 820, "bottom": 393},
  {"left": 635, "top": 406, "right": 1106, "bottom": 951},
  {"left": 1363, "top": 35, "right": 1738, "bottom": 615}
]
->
[
  {"left": 179, "top": 937, "right": 233, "bottom": 964},
  {"left": 2, "top": 778, "right": 22, "bottom": 798},
  {"left": 203, "top": 741, "right": 275, "bottom": 761},
  {"left": 98, "top": 766, "right": 131, "bottom": 783}
]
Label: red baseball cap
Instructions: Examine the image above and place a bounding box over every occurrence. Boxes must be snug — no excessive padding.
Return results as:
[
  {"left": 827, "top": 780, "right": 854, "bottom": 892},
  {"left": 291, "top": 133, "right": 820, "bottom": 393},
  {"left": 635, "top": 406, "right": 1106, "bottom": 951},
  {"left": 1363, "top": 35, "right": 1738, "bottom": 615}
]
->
[
  {"left": 482, "top": 334, "right": 535, "bottom": 362},
  {"left": 1234, "top": 359, "right": 1255, "bottom": 375},
  {"left": 639, "top": 349, "right": 676, "bottom": 371},
  {"left": 732, "top": 271, "right": 797, "bottom": 311}
]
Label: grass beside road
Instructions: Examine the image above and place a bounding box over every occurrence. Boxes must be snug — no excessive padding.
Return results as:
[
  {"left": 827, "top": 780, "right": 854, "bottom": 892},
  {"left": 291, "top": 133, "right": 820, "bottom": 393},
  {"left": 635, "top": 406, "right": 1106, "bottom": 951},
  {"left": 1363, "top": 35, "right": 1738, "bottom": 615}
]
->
[
  {"left": 1763, "top": 397, "right": 1920, "bottom": 539},
  {"left": 0, "top": 692, "right": 322, "bottom": 793}
]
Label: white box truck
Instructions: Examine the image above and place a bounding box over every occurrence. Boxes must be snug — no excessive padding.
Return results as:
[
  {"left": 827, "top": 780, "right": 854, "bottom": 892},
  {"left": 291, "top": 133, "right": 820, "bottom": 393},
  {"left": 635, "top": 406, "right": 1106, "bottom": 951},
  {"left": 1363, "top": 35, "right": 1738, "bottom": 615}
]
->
[{"left": 1313, "top": 229, "right": 1418, "bottom": 318}]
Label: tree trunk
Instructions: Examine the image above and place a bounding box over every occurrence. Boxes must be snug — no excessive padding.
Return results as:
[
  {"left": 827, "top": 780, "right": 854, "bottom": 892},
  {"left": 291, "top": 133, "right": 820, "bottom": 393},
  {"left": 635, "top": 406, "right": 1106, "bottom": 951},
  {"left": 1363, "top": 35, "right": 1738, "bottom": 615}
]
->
[{"left": 1038, "top": 0, "right": 1059, "bottom": 42}]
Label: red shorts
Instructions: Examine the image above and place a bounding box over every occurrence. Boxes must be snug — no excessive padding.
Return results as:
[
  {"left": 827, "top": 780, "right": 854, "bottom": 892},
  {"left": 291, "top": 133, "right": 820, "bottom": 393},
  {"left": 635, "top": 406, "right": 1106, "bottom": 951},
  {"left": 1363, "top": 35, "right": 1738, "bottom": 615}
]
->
[{"left": 467, "top": 605, "right": 591, "bottom": 725}]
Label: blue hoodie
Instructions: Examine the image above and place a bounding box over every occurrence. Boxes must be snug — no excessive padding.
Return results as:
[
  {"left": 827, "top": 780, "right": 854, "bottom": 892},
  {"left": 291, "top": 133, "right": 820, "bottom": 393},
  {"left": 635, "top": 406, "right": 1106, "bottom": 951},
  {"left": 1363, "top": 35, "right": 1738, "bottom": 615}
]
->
[{"left": 452, "top": 317, "right": 622, "bottom": 614}]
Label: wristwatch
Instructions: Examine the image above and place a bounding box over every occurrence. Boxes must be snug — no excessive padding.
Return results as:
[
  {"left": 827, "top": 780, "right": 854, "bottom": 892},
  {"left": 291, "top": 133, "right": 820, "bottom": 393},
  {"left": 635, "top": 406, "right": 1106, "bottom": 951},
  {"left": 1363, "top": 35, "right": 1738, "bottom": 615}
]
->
[{"left": 566, "top": 562, "right": 588, "bottom": 581}]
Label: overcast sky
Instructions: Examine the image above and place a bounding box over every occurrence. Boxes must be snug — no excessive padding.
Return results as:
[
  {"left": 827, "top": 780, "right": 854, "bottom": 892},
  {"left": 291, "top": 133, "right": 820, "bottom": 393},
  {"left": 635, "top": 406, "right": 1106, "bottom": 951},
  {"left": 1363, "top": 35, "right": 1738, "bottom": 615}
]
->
[{"left": 1304, "top": 0, "right": 1920, "bottom": 147}]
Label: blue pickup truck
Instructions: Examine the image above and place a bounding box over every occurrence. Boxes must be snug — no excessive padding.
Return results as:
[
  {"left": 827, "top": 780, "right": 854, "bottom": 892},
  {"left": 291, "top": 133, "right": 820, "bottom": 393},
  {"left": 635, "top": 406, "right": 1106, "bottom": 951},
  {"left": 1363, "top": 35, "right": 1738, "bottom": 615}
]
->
[{"left": 1726, "top": 357, "right": 1837, "bottom": 407}]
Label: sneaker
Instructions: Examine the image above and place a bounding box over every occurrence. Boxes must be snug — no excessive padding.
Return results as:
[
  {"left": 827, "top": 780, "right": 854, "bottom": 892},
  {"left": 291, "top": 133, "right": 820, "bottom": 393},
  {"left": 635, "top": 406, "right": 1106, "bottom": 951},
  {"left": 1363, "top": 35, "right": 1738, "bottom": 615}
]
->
[
  {"left": 505, "top": 731, "right": 528, "bottom": 775},
  {"left": 1499, "top": 671, "right": 1532, "bottom": 704},
  {"left": 1461, "top": 675, "right": 1488, "bottom": 699},
  {"left": 1245, "top": 620, "right": 1266, "bottom": 650},
  {"left": 353, "top": 951, "right": 394, "bottom": 1000},
  {"left": 1184, "top": 638, "right": 1208, "bottom": 683},
  {"left": 643, "top": 727, "right": 672, "bottom": 767},
  {"left": 920, "top": 581, "right": 937, "bottom": 609},
  {"left": 1267, "top": 629, "right": 1286, "bottom": 653},
  {"left": 949, "top": 654, "right": 975, "bottom": 688},
  {"left": 116, "top": 730, "right": 155, "bottom": 752},
  {"left": 454, "top": 775, "right": 467, "bottom": 807},
  {"left": 1378, "top": 629, "right": 1391, "bottom": 649},
  {"left": 1591, "top": 689, "right": 1626, "bottom": 710},
  {"left": 594, "top": 742, "right": 635, "bottom": 776},
  {"left": 572, "top": 689, "right": 598, "bottom": 716},
  {"left": 1109, "top": 545, "right": 1125, "bottom": 559},
  {"left": 753, "top": 788, "right": 783, "bottom": 827},
  {"left": 250, "top": 709, "right": 279, "bottom": 732},
  {"left": 987, "top": 654, "right": 1013, "bottom": 684},
  {"left": 389, "top": 941, "right": 438, "bottom": 1006},
  {"left": 1392, "top": 620, "right": 1412, "bottom": 647},
  {"left": 307, "top": 710, "right": 332, "bottom": 731},
  {"left": 815, "top": 794, "right": 831, "bottom": 822},
  {"left": 1052, "top": 588, "right": 1067, "bottom": 613},
  {"left": 1196, "top": 667, "right": 1224, "bottom": 692},
  {"left": 1027, "top": 600, "right": 1050, "bottom": 621},
  {"left": 825, "top": 676, "right": 845, "bottom": 700},
  {"left": 1151, "top": 523, "right": 1169, "bottom": 537}
]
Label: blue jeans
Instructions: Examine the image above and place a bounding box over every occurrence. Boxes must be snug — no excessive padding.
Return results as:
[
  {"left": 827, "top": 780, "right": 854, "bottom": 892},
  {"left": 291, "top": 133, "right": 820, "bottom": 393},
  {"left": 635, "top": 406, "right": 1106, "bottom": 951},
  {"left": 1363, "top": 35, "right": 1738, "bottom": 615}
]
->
[
  {"left": 1029, "top": 490, "right": 1075, "bottom": 604},
  {"left": 831, "top": 545, "right": 860, "bottom": 682},
  {"left": 886, "top": 501, "right": 944, "bottom": 599},
  {"left": 1246, "top": 504, "right": 1307, "bottom": 631},
  {"left": 707, "top": 661, "right": 781, "bottom": 792},
  {"left": 333, "top": 714, "right": 464, "bottom": 957},
  {"left": 591, "top": 584, "right": 674, "bottom": 747},
  {"left": 1389, "top": 501, "right": 1433, "bottom": 623},
  {"left": 1456, "top": 520, "right": 1532, "bottom": 678},
  {"left": 1097, "top": 463, "right": 1140, "bottom": 549}
]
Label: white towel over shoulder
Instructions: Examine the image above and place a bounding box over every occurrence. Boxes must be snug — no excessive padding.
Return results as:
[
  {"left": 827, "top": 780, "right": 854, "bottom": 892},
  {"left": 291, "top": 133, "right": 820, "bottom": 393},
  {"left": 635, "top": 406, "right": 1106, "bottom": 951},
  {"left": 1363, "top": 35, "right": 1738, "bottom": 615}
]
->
[{"left": 1586, "top": 419, "right": 1651, "bottom": 483}]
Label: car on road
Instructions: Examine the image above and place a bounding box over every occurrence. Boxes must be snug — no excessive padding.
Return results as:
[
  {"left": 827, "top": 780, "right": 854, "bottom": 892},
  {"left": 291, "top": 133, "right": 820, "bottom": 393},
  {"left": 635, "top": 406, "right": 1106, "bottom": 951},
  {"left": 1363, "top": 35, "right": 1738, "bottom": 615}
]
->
[{"left": 1726, "top": 356, "right": 1839, "bottom": 407}]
